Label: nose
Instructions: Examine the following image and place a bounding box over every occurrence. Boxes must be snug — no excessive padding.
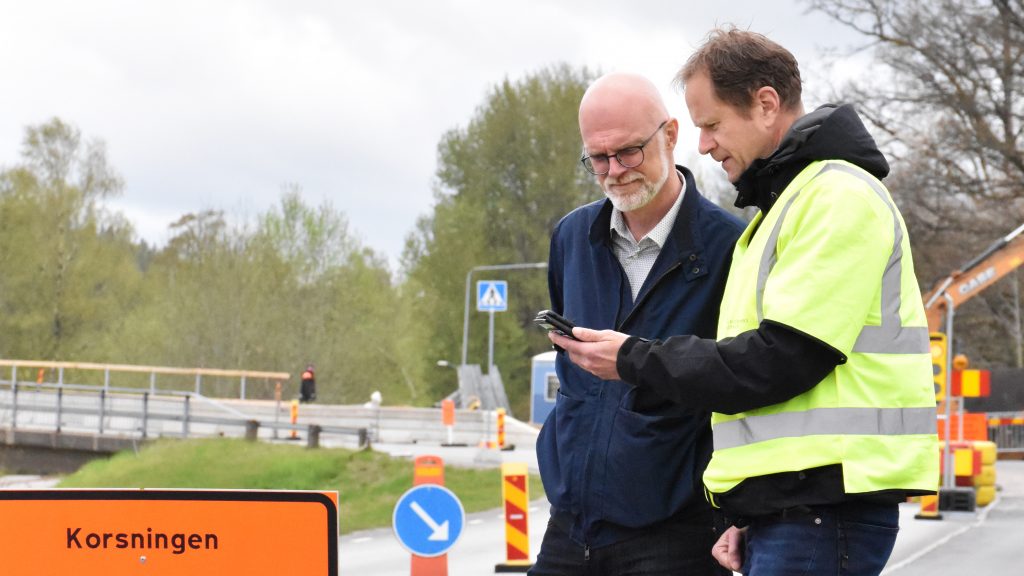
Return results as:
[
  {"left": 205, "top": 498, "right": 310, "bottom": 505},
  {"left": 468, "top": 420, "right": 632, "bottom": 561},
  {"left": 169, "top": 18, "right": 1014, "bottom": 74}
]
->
[
  {"left": 697, "top": 129, "right": 715, "bottom": 156},
  {"left": 607, "top": 157, "right": 628, "bottom": 179}
]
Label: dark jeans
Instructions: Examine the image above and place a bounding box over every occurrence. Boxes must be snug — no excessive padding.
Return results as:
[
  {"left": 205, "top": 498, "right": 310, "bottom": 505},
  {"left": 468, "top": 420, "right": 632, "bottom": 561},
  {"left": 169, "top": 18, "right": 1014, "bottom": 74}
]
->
[
  {"left": 528, "top": 516, "right": 729, "bottom": 576},
  {"left": 741, "top": 501, "right": 899, "bottom": 576}
]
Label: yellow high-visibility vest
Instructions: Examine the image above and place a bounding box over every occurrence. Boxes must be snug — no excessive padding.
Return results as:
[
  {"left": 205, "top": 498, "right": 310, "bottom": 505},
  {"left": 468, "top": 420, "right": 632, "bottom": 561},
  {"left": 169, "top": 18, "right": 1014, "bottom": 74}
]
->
[{"left": 705, "top": 160, "right": 939, "bottom": 504}]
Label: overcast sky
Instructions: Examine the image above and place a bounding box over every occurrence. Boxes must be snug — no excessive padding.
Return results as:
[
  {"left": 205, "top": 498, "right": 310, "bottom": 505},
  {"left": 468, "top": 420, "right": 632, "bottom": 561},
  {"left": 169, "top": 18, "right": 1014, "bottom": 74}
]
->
[{"left": 0, "top": 0, "right": 867, "bottom": 270}]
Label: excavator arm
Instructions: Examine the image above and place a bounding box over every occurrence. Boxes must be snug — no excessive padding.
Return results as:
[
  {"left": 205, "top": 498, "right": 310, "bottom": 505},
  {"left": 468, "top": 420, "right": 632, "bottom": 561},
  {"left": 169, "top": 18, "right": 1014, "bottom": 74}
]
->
[{"left": 923, "top": 222, "right": 1024, "bottom": 332}]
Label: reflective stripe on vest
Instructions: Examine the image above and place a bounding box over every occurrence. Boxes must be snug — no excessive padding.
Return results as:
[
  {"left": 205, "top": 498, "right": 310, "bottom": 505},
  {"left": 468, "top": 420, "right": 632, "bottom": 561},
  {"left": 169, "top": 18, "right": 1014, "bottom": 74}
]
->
[
  {"left": 754, "top": 163, "right": 928, "bottom": 355},
  {"left": 713, "top": 406, "right": 937, "bottom": 451}
]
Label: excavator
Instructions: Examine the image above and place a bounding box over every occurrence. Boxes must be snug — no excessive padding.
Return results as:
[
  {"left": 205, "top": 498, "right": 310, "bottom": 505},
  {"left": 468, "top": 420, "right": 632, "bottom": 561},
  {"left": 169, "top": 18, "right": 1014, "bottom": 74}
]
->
[{"left": 923, "top": 222, "right": 1024, "bottom": 332}]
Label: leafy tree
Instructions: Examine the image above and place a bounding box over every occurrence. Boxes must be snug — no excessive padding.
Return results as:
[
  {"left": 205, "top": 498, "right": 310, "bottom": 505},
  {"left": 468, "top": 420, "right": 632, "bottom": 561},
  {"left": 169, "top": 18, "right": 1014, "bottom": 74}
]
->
[
  {"left": 117, "top": 191, "right": 405, "bottom": 403},
  {"left": 0, "top": 118, "right": 140, "bottom": 362},
  {"left": 809, "top": 0, "right": 1024, "bottom": 365},
  {"left": 402, "top": 64, "right": 598, "bottom": 415}
]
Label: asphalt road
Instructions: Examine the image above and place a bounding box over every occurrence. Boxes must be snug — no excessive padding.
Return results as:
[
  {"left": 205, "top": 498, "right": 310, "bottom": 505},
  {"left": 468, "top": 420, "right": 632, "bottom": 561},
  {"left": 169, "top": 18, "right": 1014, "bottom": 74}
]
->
[
  {"left": 4, "top": 454, "right": 1021, "bottom": 575},
  {"left": 337, "top": 458, "right": 1024, "bottom": 576}
]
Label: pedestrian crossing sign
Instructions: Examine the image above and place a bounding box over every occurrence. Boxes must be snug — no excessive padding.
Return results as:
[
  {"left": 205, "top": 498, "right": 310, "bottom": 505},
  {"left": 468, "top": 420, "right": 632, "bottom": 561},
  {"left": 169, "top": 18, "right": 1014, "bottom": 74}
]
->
[{"left": 477, "top": 280, "right": 508, "bottom": 312}]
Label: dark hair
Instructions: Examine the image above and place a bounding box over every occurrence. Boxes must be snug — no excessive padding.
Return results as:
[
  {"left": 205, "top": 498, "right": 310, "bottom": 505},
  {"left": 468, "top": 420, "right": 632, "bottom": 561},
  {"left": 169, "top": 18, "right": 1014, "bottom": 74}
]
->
[{"left": 676, "top": 27, "right": 802, "bottom": 113}]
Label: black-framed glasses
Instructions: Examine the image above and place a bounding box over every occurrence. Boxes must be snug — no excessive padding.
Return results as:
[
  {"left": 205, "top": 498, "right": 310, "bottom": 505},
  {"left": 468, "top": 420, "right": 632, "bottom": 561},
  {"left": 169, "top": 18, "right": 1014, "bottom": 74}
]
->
[{"left": 580, "top": 120, "right": 668, "bottom": 176}]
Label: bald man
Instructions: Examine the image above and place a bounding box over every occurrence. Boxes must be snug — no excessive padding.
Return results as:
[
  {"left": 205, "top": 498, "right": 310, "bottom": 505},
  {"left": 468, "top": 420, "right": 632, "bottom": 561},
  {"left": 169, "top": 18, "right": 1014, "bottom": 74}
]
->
[{"left": 530, "top": 73, "right": 744, "bottom": 576}]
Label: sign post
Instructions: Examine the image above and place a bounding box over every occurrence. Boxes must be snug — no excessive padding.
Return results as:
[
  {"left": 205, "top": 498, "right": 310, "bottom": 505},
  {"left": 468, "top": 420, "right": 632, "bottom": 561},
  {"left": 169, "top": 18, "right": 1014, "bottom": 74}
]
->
[{"left": 477, "top": 280, "right": 508, "bottom": 373}]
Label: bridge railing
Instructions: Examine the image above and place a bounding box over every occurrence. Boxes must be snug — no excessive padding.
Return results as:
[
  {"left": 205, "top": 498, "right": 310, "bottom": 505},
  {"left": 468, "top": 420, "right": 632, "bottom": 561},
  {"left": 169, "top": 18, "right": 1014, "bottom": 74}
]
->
[
  {"left": 0, "top": 383, "right": 368, "bottom": 449},
  {"left": 0, "top": 359, "right": 291, "bottom": 401}
]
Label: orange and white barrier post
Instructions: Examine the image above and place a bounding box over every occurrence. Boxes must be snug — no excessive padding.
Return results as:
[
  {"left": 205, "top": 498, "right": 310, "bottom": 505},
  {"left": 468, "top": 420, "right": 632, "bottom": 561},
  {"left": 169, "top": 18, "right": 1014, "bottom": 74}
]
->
[
  {"left": 442, "top": 399, "right": 456, "bottom": 446},
  {"left": 495, "top": 462, "right": 532, "bottom": 572},
  {"left": 412, "top": 455, "right": 448, "bottom": 576}
]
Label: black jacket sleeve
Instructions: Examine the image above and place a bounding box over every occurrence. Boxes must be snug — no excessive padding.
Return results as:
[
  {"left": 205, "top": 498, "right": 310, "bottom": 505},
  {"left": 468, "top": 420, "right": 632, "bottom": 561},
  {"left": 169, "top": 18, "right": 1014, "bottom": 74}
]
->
[{"left": 616, "top": 320, "right": 846, "bottom": 415}]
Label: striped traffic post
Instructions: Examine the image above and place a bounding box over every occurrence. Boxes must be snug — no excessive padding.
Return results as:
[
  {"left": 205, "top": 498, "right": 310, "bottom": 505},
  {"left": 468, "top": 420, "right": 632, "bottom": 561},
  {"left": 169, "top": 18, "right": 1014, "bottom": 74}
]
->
[
  {"left": 496, "top": 408, "right": 506, "bottom": 449},
  {"left": 289, "top": 399, "right": 299, "bottom": 440},
  {"left": 914, "top": 494, "right": 943, "bottom": 520},
  {"left": 495, "top": 462, "right": 531, "bottom": 572}
]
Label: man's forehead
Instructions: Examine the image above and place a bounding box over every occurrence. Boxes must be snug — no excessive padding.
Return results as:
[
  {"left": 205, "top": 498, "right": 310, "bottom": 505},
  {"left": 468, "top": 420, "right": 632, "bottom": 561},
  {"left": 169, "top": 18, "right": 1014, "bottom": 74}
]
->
[{"left": 580, "top": 123, "right": 646, "bottom": 153}]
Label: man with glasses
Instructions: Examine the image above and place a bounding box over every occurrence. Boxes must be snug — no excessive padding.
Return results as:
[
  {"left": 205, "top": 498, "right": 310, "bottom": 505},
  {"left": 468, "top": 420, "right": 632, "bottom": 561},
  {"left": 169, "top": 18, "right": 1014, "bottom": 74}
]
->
[{"left": 531, "top": 72, "right": 743, "bottom": 576}]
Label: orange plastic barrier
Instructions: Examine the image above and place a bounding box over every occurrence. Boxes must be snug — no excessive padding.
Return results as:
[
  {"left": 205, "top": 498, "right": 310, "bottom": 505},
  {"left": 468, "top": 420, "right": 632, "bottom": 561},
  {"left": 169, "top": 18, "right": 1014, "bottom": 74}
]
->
[{"left": 937, "top": 413, "right": 988, "bottom": 441}]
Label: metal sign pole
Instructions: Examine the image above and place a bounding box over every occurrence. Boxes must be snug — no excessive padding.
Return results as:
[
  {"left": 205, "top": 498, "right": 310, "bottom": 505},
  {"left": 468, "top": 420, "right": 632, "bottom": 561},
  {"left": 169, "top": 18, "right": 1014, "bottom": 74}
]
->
[
  {"left": 488, "top": 310, "right": 495, "bottom": 375},
  {"left": 942, "top": 293, "right": 955, "bottom": 489}
]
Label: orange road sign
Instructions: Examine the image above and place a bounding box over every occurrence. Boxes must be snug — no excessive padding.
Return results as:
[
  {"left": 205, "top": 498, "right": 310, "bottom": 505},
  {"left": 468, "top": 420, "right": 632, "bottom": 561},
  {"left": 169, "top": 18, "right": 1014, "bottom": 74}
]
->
[{"left": 0, "top": 489, "right": 338, "bottom": 576}]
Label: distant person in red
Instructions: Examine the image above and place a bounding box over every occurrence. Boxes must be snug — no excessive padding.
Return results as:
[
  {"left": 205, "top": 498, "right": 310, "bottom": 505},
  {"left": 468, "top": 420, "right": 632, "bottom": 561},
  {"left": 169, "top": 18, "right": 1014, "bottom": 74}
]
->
[{"left": 300, "top": 364, "right": 317, "bottom": 403}]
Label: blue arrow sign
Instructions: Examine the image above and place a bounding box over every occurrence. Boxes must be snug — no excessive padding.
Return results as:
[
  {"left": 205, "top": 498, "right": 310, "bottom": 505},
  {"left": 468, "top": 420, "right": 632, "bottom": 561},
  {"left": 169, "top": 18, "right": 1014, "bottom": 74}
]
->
[
  {"left": 477, "top": 280, "right": 508, "bottom": 312},
  {"left": 392, "top": 485, "right": 465, "bottom": 557}
]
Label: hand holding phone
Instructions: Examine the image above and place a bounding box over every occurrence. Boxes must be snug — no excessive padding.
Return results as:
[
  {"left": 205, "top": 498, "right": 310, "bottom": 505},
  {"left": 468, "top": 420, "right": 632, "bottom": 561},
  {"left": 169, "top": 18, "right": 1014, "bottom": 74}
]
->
[{"left": 534, "top": 309, "right": 579, "bottom": 340}]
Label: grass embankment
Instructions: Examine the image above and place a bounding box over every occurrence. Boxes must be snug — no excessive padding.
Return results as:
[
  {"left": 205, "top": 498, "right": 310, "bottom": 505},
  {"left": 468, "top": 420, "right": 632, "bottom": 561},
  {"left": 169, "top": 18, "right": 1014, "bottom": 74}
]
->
[{"left": 59, "top": 438, "right": 544, "bottom": 534}]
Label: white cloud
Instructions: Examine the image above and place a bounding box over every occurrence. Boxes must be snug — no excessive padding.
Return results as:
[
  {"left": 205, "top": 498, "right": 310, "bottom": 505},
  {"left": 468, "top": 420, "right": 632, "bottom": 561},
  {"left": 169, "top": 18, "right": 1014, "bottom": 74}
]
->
[{"left": 0, "top": 0, "right": 867, "bottom": 270}]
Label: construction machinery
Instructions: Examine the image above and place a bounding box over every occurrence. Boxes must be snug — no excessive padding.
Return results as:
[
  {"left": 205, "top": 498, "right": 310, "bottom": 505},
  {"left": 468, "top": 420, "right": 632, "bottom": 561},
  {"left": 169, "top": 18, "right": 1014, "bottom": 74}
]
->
[{"left": 923, "top": 222, "right": 1024, "bottom": 332}]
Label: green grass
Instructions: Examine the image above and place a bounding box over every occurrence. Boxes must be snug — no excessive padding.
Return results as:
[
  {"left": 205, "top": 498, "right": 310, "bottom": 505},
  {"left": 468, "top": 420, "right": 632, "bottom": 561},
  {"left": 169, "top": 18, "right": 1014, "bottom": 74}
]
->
[{"left": 58, "top": 438, "right": 544, "bottom": 534}]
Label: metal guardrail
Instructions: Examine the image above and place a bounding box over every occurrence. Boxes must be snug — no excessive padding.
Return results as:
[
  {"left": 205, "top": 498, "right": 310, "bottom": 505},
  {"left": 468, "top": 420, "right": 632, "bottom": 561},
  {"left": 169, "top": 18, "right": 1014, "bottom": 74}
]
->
[
  {"left": 0, "top": 359, "right": 290, "bottom": 400},
  {"left": 988, "top": 411, "right": 1024, "bottom": 453},
  {"left": 0, "top": 382, "right": 368, "bottom": 449}
]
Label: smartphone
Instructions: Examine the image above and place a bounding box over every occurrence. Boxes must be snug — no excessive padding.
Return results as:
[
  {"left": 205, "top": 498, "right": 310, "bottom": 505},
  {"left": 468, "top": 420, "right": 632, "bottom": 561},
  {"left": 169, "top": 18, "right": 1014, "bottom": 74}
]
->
[{"left": 534, "top": 309, "right": 579, "bottom": 340}]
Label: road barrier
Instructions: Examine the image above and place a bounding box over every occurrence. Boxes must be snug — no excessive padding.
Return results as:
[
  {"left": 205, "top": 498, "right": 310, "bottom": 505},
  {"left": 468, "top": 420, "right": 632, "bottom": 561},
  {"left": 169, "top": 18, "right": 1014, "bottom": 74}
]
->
[
  {"left": 0, "top": 383, "right": 368, "bottom": 449},
  {"left": 495, "top": 462, "right": 531, "bottom": 573},
  {"left": 988, "top": 411, "right": 1024, "bottom": 454},
  {"left": 914, "top": 494, "right": 943, "bottom": 520}
]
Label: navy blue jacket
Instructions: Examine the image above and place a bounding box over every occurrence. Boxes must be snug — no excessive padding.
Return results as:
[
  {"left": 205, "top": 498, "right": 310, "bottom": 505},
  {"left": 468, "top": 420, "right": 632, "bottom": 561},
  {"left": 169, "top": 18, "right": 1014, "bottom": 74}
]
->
[{"left": 537, "top": 166, "right": 744, "bottom": 548}]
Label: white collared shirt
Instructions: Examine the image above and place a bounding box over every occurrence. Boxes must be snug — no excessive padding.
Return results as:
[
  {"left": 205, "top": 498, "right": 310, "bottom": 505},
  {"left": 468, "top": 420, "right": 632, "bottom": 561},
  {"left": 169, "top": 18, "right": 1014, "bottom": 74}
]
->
[{"left": 609, "top": 173, "right": 686, "bottom": 301}]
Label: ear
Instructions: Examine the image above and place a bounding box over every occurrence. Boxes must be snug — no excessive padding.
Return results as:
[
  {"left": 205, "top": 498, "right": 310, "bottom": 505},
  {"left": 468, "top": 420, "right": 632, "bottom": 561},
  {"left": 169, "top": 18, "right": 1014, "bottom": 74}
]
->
[
  {"left": 754, "top": 86, "right": 781, "bottom": 125},
  {"left": 663, "top": 118, "right": 679, "bottom": 150}
]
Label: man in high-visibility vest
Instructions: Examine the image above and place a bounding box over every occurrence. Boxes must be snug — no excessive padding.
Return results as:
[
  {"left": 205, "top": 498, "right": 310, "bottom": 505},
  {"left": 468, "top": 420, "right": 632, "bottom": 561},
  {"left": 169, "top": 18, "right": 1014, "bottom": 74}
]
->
[
  {"left": 549, "top": 27, "right": 939, "bottom": 576},
  {"left": 299, "top": 364, "right": 317, "bottom": 403}
]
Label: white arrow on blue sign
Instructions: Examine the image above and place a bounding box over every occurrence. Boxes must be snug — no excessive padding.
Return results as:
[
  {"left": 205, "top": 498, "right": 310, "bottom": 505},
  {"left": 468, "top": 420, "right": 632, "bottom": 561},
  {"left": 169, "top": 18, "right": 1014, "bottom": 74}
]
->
[
  {"left": 392, "top": 485, "right": 465, "bottom": 557},
  {"left": 476, "top": 280, "right": 508, "bottom": 312}
]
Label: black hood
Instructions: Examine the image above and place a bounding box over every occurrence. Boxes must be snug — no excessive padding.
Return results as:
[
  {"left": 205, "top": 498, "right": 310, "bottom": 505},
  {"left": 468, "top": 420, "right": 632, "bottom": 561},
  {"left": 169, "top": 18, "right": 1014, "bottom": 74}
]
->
[{"left": 733, "top": 104, "right": 890, "bottom": 213}]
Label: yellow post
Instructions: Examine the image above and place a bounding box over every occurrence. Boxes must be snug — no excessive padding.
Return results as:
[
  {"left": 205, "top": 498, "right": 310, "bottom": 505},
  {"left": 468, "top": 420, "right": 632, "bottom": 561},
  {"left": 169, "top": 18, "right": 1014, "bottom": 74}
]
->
[
  {"left": 496, "top": 408, "right": 506, "bottom": 449},
  {"left": 914, "top": 494, "right": 943, "bottom": 521},
  {"left": 290, "top": 399, "right": 299, "bottom": 440},
  {"left": 495, "top": 462, "right": 532, "bottom": 572}
]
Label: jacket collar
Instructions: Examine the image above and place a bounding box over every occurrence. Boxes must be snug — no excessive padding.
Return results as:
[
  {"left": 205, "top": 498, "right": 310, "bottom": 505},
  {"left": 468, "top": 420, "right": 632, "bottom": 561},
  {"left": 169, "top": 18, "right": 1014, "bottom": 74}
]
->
[{"left": 732, "top": 104, "right": 890, "bottom": 213}]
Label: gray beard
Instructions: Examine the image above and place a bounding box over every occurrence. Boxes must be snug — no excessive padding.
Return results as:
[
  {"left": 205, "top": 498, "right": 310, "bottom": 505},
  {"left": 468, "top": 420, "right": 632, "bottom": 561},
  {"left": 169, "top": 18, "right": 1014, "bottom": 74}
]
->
[{"left": 603, "top": 155, "right": 671, "bottom": 212}]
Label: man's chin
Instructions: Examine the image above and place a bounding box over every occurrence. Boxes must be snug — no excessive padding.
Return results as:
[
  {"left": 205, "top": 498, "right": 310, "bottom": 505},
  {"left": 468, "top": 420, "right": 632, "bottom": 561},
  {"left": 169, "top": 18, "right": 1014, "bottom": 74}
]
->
[{"left": 607, "top": 190, "right": 655, "bottom": 212}]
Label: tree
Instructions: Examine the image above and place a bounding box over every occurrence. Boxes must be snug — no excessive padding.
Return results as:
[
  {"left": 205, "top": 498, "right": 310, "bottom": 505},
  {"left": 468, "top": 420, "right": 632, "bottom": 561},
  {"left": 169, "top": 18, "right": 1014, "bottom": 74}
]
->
[
  {"left": 0, "top": 118, "right": 140, "bottom": 362},
  {"left": 401, "top": 64, "right": 597, "bottom": 414},
  {"left": 809, "top": 0, "right": 1024, "bottom": 365}
]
